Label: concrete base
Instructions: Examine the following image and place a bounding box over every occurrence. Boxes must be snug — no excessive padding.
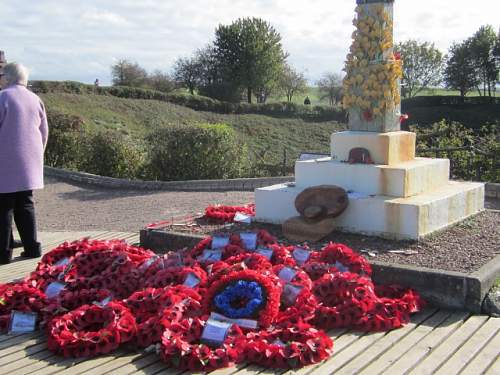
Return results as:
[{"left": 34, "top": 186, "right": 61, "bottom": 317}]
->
[
  {"left": 295, "top": 157, "right": 450, "bottom": 198},
  {"left": 331, "top": 131, "right": 416, "bottom": 165},
  {"left": 255, "top": 181, "right": 485, "bottom": 240}
]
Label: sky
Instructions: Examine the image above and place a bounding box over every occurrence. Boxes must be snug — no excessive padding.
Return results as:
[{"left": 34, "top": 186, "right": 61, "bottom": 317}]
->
[{"left": 1, "top": 0, "right": 499, "bottom": 85}]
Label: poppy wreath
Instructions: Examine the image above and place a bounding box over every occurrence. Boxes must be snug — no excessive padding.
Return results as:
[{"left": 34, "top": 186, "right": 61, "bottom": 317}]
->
[
  {"left": 302, "top": 262, "right": 339, "bottom": 281},
  {"left": 203, "top": 270, "right": 281, "bottom": 328},
  {"left": 160, "top": 316, "right": 246, "bottom": 372},
  {"left": 0, "top": 282, "right": 48, "bottom": 332},
  {"left": 311, "top": 272, "right": 377, "bottom": 330},
  {"left": 145, "top": 265, "right": 207, "bottom": 290},
  {"left": 47, "top": 301, "right": 137, "bottom": 358},
  {"left": 25, "top": 262, "right": 76, "bottom": 291},
  {"left": 204, "top": 204, "right": 255, "bottom": 223},
  {"left": 309, "top": 243, "right": 372, "bottom": 276},
  {"left": 38, "top": 239, "right": 89, "bottom": 267},
  {"left": 270, "top": 244, "right": 300, "bottom": 267},
  {"left": 275, "top": 287, "right": 318, "bottom": 326},
  {"left": 272, "top": 264, "right": 313, "bottom": 290},
  {"left": 43, "top": 288, "right": 113, "bottom": 323},
  {"left": 224, "top": 253, "right": 273, "bottom": 271},
  {"left": 245, "top": 322, "right": 333, "bottom": 368}
]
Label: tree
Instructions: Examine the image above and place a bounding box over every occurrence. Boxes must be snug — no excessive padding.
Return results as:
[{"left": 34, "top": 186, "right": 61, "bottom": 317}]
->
[
  {"left": 111, "top": 59, "right": 148, "bottom": 87},
  {"left": 172, "top": 56, "right": 201, "bottom": 95},
  {"left": 395, "top": 40, "right": 445, "bottom": 98},
  {"left": 468, "top": 25, "right": 499, "bottom": 97},
  {"left": 444, "top": 41, "right": 479, "bottom": 98},
  {"left": 147, "top": 70, "right": 175, "bottom": 93},
  {"left": 279, "top": 64, "right": 308, "bottom": 102},
  {"left": 214, "top": 17, "right": 287, "bottom": 103},
  {"left": 316, "top": 72, "right": 343, "bottom": 106}
]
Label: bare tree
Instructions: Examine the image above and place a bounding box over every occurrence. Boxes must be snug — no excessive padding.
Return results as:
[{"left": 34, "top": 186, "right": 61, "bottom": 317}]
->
[
  {"left": 279, "top": 64, "right": 308, "bottom": 102},
  {"left": 111, "top": 59, "right": 148, "bottom": 87},
  {"left": 317, "top": 73, "right": 343, "bottom": 106}
]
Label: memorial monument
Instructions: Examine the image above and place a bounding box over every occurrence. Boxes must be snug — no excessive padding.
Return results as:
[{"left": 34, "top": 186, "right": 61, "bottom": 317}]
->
[{"left": 254, "top": 0, "right": 484, "bottom": 240}]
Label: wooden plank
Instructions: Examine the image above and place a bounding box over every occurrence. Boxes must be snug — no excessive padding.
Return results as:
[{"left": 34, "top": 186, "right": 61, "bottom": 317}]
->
[
  {"left": 485, "top": 356, "right": 500, "bottom": 375},
  {"left": 408, "top": 315, "right": 489, "bottom": 375},
  {"left": 5, "top": 354, "right": 62, "bottom": 375},
  {"left": 0, "top": 345, "right": 53, "bottom": 374},
  {"left": 434, "top": 317, "right": 500, "bottom": 375},
  {"left": 129, "top": 360, "right": 174, "bottom": 374},
  {"left": 0, "top": 333, "right": 45, "bottom": 356},
  {"left": 333, "top": 308, "right": 439, "bottom": 375},
  {"left": 460, "top": 328, "right": 500, "bottom": 375},
  {"left": 375, "top": 310, "right": 470, "bottom": 374},
  {"left": 357, "top": 309, "right": 457, "bottom": 375},
  {"left": 79, "top": 351, "right": 148, "bottom": 374},
  {"left": 101, "top": 353, "right": 164, "bottom": 375}
]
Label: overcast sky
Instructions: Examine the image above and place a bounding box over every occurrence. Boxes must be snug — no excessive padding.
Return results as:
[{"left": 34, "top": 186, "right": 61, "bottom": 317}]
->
[{"left": 1, "top": 0, "right": 498, "bottom": 85}]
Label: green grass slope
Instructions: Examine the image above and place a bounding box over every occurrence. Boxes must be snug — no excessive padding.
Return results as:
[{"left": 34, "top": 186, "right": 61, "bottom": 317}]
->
[{"left": 41, "top": 93, "right": 345, "bottom": 163}]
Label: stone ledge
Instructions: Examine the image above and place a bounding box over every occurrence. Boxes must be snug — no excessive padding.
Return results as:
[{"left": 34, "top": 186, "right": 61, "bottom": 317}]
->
[
  {"left": 44, "top": 166, "right": 293, "bottom": 192},
  {"left": 139, "top": 228, "right": 500, "bottom": 313},
  {"left": 485, "top": 183, "right": 499, "bottom": 199}
]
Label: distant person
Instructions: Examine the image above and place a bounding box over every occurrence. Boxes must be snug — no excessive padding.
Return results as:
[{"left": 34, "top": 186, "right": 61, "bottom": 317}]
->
[
  {"left": 94, "top": 78, "right": 100, "bottom": 87},
  {"left": 304, "top": 96, "right": 311, "bottom": 105},
  {"left": 0, "top": 63, "right": 48, "bottom": 264}
]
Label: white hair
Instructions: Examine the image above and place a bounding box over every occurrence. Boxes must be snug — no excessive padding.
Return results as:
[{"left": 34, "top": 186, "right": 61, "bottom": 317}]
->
[{"left": 3, "top": 63, "right": 30, "bottom": 86}]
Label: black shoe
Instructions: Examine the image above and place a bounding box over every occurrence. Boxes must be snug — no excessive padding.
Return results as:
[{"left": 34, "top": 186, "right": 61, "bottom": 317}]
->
[
  {"left": 12, "top": 239, "right": 23, "bottom": 248},
  {"left": 0, "top": 249, "right": 13, "bottom": 264},
  {"left": 20, "top": 243, "right": 42, "bottom": 258}
]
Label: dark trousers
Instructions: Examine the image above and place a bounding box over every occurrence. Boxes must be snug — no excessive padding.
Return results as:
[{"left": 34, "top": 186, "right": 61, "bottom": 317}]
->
[{"left": 0, "top": 190, "right": 40, "bottom": 254}]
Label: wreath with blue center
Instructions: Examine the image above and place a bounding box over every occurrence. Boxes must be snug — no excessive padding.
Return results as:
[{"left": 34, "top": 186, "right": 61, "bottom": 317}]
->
[{"left": 214, "top": 280, "right": 264, "bottom": 319}]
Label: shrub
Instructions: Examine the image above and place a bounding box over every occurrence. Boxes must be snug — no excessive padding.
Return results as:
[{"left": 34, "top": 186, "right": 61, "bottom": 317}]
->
[
  {"left": 44, "top": 111, "right": 88, "bottom": 170},
  {"left": 80, "top": 132, "right": 144, "bottom": 179},
  {"left": 146, "top": 124, "right": 248, "bottom": 181}
]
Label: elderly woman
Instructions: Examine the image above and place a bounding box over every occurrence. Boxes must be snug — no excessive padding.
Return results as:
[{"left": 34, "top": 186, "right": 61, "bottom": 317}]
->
[{"left": 0, "top": 63, "right": 48, "bottom": 264}]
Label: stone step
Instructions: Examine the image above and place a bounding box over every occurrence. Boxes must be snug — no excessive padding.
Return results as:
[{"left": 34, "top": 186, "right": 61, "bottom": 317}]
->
[
  {"left": 295, "top": 157, "right": 450, "bottom": 198},
  {"left": 255, "top": 181, "right": 484, "bottom": 240}
]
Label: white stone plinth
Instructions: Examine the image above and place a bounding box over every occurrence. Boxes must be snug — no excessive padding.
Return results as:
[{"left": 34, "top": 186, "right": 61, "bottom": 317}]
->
[
  {"left": 331, "top": 131, "right": 416, "bottom": 165},
  {"left": 295, "top": 157, "right": 450, "bottom": 198},
  {"left": 254, "top": 181, "right": 484, "bottom": 240}
]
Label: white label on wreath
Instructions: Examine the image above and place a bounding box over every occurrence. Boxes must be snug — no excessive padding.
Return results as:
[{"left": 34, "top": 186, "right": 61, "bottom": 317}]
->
[
  {"left": 45, "top": 281, "right": 66, "bottom": 299},
  {"left": 282, "top": 283, "right": 303, "bottom": 306},
  {"left": 54, "top": 257, "right": 70, "bottom": 267},
  {"left": 210, "top": 312, "right": 258, "bottom": 329},
  {"left": 201, "top": 319, "right": 232, "bottom": 346},
  {"left": 292, "top": 247, "right": 310, "bottom": 266},
  {"left": 140, "top": 256, "right": 159, "bottom": 271},
  {"left": 200, "top": 249, "right": 222, "bottom": 262},
  {"left": 9, "top": 311, "right": 37, "bottom": 333},
  {"left": 278, "top": 267, "right": 297, "bottom": 282},
  {"left": 233, "top": 212, "right": 252, "bottom": 224},
  {"left": 211, "top": 235, "right": 230, "bottom": 250},
  {"left": 273, "top": 338, "right": 286, "bottom": 347},
  {"left": 256, "top": 247, "right": 273, "bottom": 260},
  {"left": 240, "top": 232, "right": 258, "bottom": 250},
  {"left": 183, "top": 273, "right": 201, "bottom": 288},
  {"left": 93, "top": 296, "right": 112, "bottom": 307},
  {"left": 334, "top": 261, "right": 349, "bottom": 273}
]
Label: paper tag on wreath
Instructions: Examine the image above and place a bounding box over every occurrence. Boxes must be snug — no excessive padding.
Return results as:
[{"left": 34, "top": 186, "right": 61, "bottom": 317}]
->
[
  {"left": 210, "top": 312, "right": 258, "bottom": 329},
  {"left": 334, "top": 261, "right": 349, "bottom": 273},
  {"left": 256, "top": 247, "right": 273, "bottom": 260},
  {"left": 93, "top": 296, "right": 112, "bottom": 307},
  {"left": 139, "top": 256, "right": 160, "bottom": 272},
  {"left": 240, "top": 232, "right": 258, "bottom": 250},
  {"left": 282, "top": 283, "right": 303, "bottom": 307},
  {"left": 54, "top": 257, "right": 70, "bottom": 267},
  {"left": 58, "top": 263, "right": 73, "bottom": 281},
  {"left": 278, "top": 267, "right": 297, "bottom": 282},
  {"left": 9, "top": 311, "right": 37, "bottom": 334},
  {"left": 292, "top": 247, "right": 310, "bottom": 266},
  {"left": 211, "top": 234, "right": 230, "bottom": 250},
  {"left": 183, "top": 273, "right": 201, "bottom": 288},
  {"left": 233, "top": 212, "right": 252, "bottom": 224},
  {"left": 199, "top": 249, "right": 222, "bottom": 262},
  {"left": 273, "top": 338, "right": 286, "bottom": 347},
  {"left": 201, "top": 319, "right": 232, "bottom": 346},
  {"left": 45, "top": 281, "right": 66, "bottom": 299}
]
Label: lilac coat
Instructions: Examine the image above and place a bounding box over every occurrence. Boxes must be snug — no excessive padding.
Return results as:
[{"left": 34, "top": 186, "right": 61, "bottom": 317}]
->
[{"left": 0, "top": 84, "right": 48, "bottom": 193}]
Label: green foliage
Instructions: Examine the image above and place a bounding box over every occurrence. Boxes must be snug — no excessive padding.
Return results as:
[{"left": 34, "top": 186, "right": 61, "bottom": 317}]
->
[
  {"left": 44, "top": 110, "right": 88, "bottom": 170},
  {"left": 111, "top": 59, "right": 148, "bottom": 87},
  {"left": 214, "top": 17, "right": 287, "bottom": 103},
  {"left": 395, "top": 40, "right": 445, "bottom": 98},
  {"left": 278, "top": 64, "right": 308, "bottom": 102},
  {"left": 80, "top": 132, "right": 144, "bottom": 179},
  {"left": 445, "top": 41, "right": 480, "bottom": 97},
  {"left": 145, "top": 124, "right": 248, "bottom": 180},
  {"left": 468, "top": 25, "right": 499, "bottom": 97}
]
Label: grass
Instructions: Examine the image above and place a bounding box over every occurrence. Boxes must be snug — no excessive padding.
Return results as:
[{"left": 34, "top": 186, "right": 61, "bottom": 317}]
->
[{"left": 41, "top": 93, "right": 345, "bottom": 164}]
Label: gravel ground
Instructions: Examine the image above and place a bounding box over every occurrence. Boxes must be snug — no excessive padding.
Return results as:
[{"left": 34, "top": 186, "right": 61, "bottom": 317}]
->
[
  {"left": 34, "top": 177, "right": 253, "bottom": 232},
  {"left": 32, "top": 177, "right": 499, "bottom": 274}
]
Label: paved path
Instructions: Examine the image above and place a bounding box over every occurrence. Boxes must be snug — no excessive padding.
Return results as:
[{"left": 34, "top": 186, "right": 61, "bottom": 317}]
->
[
  {"left": 34, "top": 177, "right": 253, "bottom": 232},
  {"left": 1, "top": 231, "right": 499, "bottom": 375}
]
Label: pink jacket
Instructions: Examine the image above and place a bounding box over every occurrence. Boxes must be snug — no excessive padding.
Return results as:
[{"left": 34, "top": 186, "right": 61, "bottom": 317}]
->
[{"left": 0, "top": 84, "right": 48, "bottom": 193}]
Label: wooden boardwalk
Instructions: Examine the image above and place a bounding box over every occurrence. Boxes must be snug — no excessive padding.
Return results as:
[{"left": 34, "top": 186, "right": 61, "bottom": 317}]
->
[{"left": 1, "top": 231, "right": 499, "bottom": 375}]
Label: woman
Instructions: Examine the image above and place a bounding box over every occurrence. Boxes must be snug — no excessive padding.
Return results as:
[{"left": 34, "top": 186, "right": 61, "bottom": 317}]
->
[{"left": 0, "top": 63, "right": 48, "bottom": 264}]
